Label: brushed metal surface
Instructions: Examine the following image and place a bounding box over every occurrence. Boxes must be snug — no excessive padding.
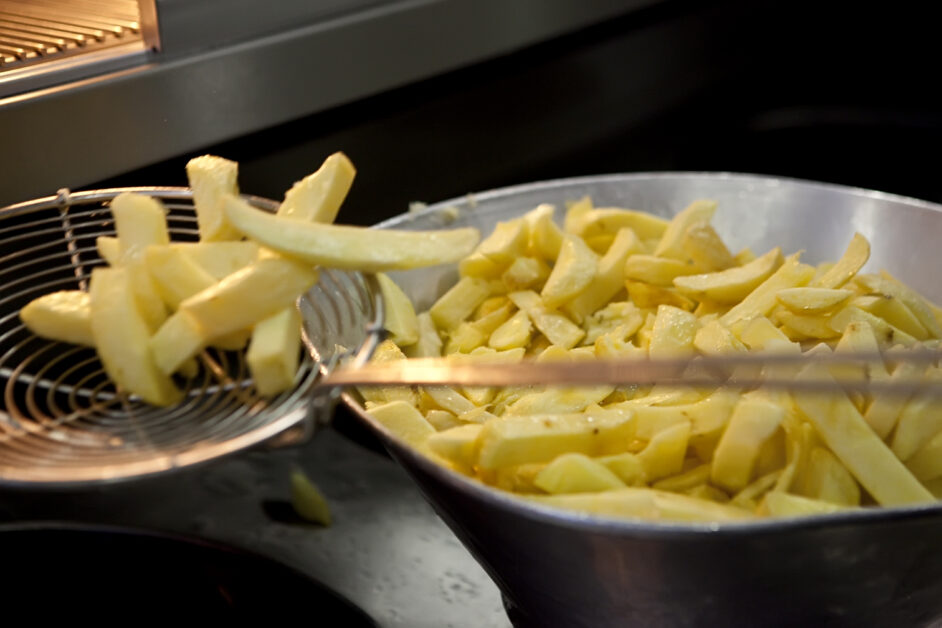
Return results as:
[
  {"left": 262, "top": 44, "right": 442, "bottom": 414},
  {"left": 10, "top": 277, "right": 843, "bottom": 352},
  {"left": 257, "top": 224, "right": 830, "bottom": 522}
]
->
[
  {"left": 0, "top": 0, "right": 654, "bottom": 205},
  {"left": 337, "top": 173, "right": 942, "bottom": 627}
]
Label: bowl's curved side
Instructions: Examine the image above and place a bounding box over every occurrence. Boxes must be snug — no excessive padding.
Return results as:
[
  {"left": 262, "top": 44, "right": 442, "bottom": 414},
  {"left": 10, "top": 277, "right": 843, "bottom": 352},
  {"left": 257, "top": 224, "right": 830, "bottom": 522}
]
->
[
  {"left": 370, "top": 425, "right": 942, "bottom": 628},
  {"left": 340, "top": 173, "right": 942, "bottom": 626}
]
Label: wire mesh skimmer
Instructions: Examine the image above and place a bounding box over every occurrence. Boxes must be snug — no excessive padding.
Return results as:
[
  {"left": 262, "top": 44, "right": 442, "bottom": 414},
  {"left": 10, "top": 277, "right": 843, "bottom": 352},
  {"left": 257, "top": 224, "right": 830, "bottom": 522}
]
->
[{"left": 0, "top": 187, "right": 383, "bottom": 487}]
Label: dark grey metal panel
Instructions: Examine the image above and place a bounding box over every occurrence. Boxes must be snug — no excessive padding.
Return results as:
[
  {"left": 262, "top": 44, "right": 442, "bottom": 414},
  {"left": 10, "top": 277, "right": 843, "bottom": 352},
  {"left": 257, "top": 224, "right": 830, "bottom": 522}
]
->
[{"left": 0, "top": 0, "right": 651, "bottom": 205}]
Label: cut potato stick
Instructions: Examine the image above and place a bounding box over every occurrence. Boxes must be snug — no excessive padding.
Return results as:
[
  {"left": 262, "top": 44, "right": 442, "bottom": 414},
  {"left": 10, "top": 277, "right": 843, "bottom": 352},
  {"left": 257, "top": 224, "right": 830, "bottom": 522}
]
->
[
  {"left": 792, "top": 363, "right": 933, "bottom": 506},
  {"left": 20, "top": 290, "right": 94, "bottom": 347},
  {"left": 89, "top": 267, "right": 181, "bottom": 406},
  {"left": 224, "top": 195, "right": 480, "bottom": 272},
  {"left": 278, "top": 151, "right": 355, "bottom": 223}
]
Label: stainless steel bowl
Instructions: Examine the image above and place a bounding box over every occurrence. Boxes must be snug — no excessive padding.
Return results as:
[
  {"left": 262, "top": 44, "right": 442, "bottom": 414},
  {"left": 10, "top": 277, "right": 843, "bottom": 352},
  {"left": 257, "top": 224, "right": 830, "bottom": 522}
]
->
[{"left": 325, "top": 173, "right": 942, "bottom": 627}]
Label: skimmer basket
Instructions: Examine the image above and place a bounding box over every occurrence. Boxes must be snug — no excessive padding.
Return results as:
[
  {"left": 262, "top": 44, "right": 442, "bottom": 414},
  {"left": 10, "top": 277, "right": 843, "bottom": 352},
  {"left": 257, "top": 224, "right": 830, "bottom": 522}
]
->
[{"left": 0, "top": 187, "right": 383, "bottom": 487}]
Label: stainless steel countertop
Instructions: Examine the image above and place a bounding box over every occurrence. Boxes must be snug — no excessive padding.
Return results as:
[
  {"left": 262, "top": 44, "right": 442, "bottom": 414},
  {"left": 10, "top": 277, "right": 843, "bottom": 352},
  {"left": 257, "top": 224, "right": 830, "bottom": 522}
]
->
[{"left": 0, "top": 421, "right": 511, "bottom": 627}]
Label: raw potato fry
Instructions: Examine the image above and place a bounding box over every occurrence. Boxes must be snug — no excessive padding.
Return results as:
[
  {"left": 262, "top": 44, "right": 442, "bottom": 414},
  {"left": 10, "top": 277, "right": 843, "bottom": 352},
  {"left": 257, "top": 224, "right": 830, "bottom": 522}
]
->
[
  {"left": 889, "top": 367, "right": 942, "bottom": 461},
  {"left": 509, "top": 291, "right": 585, "bottom": 349},
  {"left": 792, "top": 364, "right": 933, "bottom": 506},
  {"left": 681, "top": 222, "right": 735, "bottom": 271},
  {"left": 20, "top": 290, "right": 94, "bottom": 347},
  {"left": 149, "top": 310, "right": 207, "bottom": 376},
  {"left": 710, "top": 394, "right": 785, "bottom": 493},
  {"left": 675, "top": 248, "right": 783, "bottom": 305},
  {"left": 597, "top": 453, "right": 646, "bottom": 485},
  {"left": 278, "top": 151, "right": 355, "bottom": 223},
  {"left": 654, "top": 200, "right": 718, "bottom": 259},
  {"left": 367, "top": 400, "right": 436, "bottom": 449},
  {"left": 172, "top": 241, "right": 260, "bottom": 280},
  {"left": 356, "top": 340, "right": 418, "bottom": 406},
  {"left": 489, "top": 309, "right": 532, "bottom": 350},
  {"left": 795, "top": 446, "right": 860, "bottom": 506},
  {"left": 145, "top": 245, "right": 216, "bottom": 310},
  {"left": 110, "top": 193, "right": 171, "bottom": 332},
  {"left": 540, "top": 234, "right": 598, "bottom": 308},
  {"left": 534, "top": 453, "right": 626, "bottom": 494},
  {"left": 223, "top": 194, "right": 480, "bottom": 272},
  {"left": 648, "top": 305, "right": 698, "bottom": 359},
  {"left": 624, "top": 255, "right": 699, "bottom": 286},
  {"left": 430, "top": 278, "right": 491, "bottom": 332},
  {"left": 853, "top": 295, "right": 929, "bottom": 340},
  {"left": 186, "top": 155, "right": 242, "bottom": 241},
  {"left": 569, "top": 207, "right": 670, "bottom": 241},
  {"left": 827, "top": 306, "right": 918, "bottom": 346},
  {"left": 474, "top": 218, "right": 530, "bottom": 268},
  {"left": 638, "top": 421, "right": 691, "bottom": 481},
  {"left": 811, "top": 233, "right": 870, "bottom": 289},
  {"left": 110, "top": 192, "right": 171, "bottom": 259},
  {"left": 502, "top": 257, "right": 550, "bottom": 291},
  {"left": 246, "top": 307, "right": 302, "bottom": 396},
  {"left": 96, "top": 235, "right": 121, "bottom": 266},
  {"left": 377, "top": 272, "right": 419, "bottom": 346},
  {"left": 477, "top": 411, "right": 636, "bottom": 470},
  {"left": 762, "top": 492, "right": 848, "bottom": 518},
  {"left": 179, "top": 255, "right": 319, "bottom": 338},
  {"left": 864, "top": 362, "right": 921, "bottom": 439},
  {"left": 527, "top": 204, "right": 564, "bottom": 261},
  {"left": 89, "top": 267, "right": 181, "bottom": 406},
  {"left": 859, "top": 272, "right": 942, "bottom": 338},
  {"left": 563, "top": 228, "right": 641, "bottom": 323},
  {"left": 427, "top": 424, "right": 483, "bottom": 469},
  {"left": 719, "top": 253, "right": 814, "bottom": 324},
  {"left": 290, "top": 467, "right": 332, "bottom": 526},
  {"left": 776, "top": 287, "right": 854, "bottom": 314}
]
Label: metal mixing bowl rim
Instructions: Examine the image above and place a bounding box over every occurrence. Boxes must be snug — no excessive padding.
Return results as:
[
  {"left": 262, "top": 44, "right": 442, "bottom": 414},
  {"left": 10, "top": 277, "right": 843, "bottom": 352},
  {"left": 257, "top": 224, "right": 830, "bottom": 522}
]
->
[{"left": 355, "top": 170, "right": 942, "bottom": 538}]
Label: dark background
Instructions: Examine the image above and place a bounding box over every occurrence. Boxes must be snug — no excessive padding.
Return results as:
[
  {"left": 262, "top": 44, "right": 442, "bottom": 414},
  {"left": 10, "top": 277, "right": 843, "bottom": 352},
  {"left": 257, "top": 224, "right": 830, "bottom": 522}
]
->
[{"left": 87, "top": 1, "right": 942, "bottom": 225}]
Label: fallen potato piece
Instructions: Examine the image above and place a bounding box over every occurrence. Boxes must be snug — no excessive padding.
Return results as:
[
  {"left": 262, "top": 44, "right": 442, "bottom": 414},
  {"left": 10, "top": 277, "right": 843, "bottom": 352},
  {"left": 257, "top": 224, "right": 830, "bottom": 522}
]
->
[
  {"left": 278, "top": 151, "right": 355, "bottom": 223},
  {"left": 89, "top": 267, "right": 181, "bottom": 406},
  {"left": 224, "top": 194, "right": 480, "bottom": 272},
  {"left": 290, "top": 467, "right": 332, "bottom": 526},
  {"left": 20, "top": 290, "right": 95, "bottom": 347}
]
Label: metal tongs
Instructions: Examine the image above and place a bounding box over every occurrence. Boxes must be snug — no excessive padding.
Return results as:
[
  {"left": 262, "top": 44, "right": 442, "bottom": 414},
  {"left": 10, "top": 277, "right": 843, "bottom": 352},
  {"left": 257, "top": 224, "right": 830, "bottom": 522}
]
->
[{"left": 321, "top": 346, "right": 942, "bottom": 398}]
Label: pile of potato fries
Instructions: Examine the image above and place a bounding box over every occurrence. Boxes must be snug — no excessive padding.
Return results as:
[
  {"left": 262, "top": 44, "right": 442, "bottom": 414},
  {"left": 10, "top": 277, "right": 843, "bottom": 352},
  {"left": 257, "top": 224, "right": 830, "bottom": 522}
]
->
[
  {"left": 365, "top": 196, "right": 942, "bottom": 522},
  {"left": 19, "top": 153, "right": 479, "bottom": 405}
]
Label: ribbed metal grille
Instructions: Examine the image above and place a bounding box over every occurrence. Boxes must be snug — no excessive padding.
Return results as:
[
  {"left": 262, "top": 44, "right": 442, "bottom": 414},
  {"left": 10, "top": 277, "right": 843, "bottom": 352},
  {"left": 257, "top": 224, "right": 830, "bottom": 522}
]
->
[{"left": 0, "top": 0, "right": 145, "bottom": 69}]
